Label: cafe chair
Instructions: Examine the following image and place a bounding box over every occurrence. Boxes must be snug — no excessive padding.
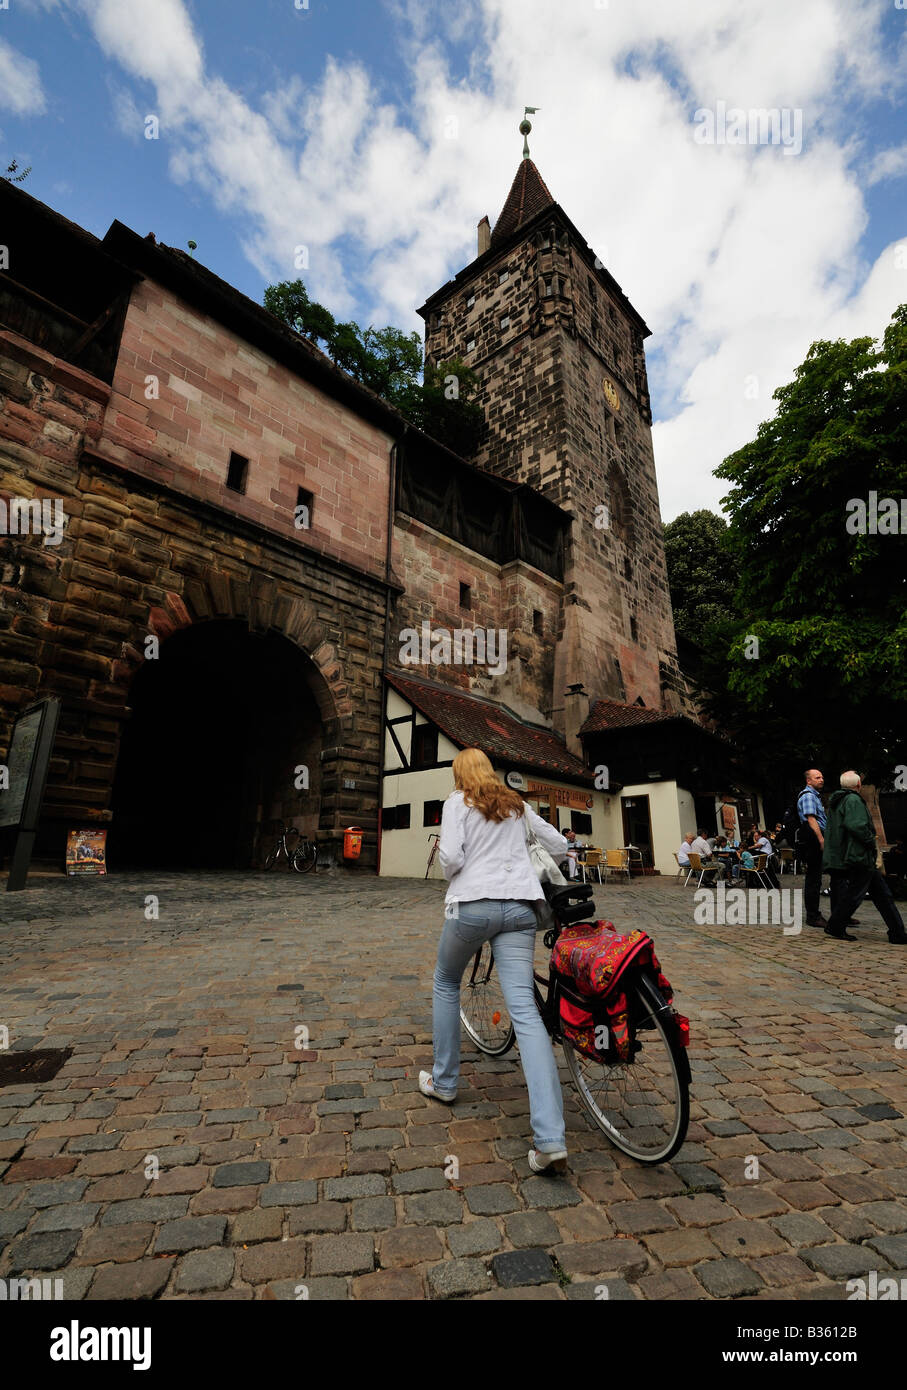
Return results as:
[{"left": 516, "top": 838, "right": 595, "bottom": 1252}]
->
[
  {"left": 602, "top": 848, "right": 631, "bottom": 886},
  {"left": 579, "top": 848, "right": 604, "bottom": 884},
  {"left": 673, "top": 852, "right": 689, "bottom": 884},
  {"left": 778, "top": 848, "right": 795, "bottom": 876},
  {"left": 741, "top": 853, "right": 773, "bottom": 891},
  {"left": 687, "top": 852, "right": 719, "bottom": 889}
]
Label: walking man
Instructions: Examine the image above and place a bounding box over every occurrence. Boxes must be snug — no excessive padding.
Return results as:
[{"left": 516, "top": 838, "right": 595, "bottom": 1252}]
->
[
  {"left": 823, "top": 771, "right": 907, "bottom": 943},
  {"left": 798, "top": 769, "right": 827, "bottom": 928}
]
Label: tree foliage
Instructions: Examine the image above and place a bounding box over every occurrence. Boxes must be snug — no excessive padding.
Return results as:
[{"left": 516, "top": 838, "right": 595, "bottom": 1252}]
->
[
  {"left": 690, "top": 304, "right": 907, "bottom": 784},
  {"left": 663, "top": 509, "right": 735, "bottom": 641},
  {"left": 263, "top": 279, "right": 484, "bottom": 455},
  {"left": 3, "top": 159, "right": 31, "bottom": 184}
]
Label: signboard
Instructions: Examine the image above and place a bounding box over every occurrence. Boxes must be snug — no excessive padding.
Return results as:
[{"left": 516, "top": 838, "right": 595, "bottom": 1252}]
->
[
  {"left": 527, "top": 782, "right": 594, "bottom": 811},
  {"left": 66, "top": 829, "right": 108, "bottom": 876},
  {"left": 1, "top": 697, "right": 61, "bottom": 892},
  {"left": 505, "top": 770, "right": 527, "bottom": 791}
]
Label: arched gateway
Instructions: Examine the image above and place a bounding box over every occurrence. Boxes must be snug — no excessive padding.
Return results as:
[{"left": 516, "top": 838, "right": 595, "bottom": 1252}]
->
[{"left": 109, "top": 619, "right": 334, "bottom": 868}]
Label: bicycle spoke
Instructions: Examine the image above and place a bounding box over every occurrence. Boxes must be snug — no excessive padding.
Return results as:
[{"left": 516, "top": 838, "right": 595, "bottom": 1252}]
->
[
  {"left": 460, "top": 943, "right": 515, "bottom": 1056},
  {"left": 561, "top": 976, "right": 688, "bottom": 1162}
]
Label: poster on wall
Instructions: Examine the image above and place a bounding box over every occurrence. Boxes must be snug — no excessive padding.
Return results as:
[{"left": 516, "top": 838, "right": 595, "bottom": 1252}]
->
[{"left": 65, "top": 829, "right": 108, "bottom": 876}]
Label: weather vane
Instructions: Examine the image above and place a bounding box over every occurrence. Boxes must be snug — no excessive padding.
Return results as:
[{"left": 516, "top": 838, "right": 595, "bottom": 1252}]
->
[{"left": 520, "top": 106, "right": 540, "bottom": 160}]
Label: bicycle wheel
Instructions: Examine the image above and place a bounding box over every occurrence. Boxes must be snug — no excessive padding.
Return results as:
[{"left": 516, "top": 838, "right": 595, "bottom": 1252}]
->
[
  {"left": 292, "top": 840, "right": 318, "bottom": 874},
  {"left": 459, "top": 942, "right": 516, "bottom": 1056},
  {"left": 561, "top": 972, "right": 689, "bottom": 1164},
  {"left": 263, "top": 844, "right": 279, "bottom": 870}
]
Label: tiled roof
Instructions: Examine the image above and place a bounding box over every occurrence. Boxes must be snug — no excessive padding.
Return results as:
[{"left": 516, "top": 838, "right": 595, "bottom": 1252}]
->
[
  {"left": 386, "top": 674, "right": 594, "bottom": 783},
  {"left": 580, "top": 699, "right": 680, "bottom": 734},
  {"left": 491, "top": 160, "right": 556, "bottom": 245}
]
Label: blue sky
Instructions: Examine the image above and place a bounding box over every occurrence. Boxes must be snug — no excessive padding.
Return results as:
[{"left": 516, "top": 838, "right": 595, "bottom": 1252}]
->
[{"left": 2, "top": 0, "right": 905, "bottom": 519}]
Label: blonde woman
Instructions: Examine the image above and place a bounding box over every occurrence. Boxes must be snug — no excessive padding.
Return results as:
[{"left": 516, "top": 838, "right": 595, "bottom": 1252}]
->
[{"left": 419, "top": 748, "right": 571, "bottom": 1172}]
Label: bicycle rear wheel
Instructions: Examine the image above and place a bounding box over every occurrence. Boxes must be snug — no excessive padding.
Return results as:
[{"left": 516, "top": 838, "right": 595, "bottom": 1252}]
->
[
  {"left": 459, "top": 942, "right": 516, "bottom": 1056},
  {"left": 561, "top": 972, "right": 689, "bottom": 1164},
  {"left": 263, "top": 845, "right": 279, "bottom": 870},
  {"left": 292, "top": 840, "right": 318, "bottom": 874}
]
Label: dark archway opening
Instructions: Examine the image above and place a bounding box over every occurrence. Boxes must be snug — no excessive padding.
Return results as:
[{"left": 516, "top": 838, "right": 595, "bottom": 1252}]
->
[{"left": 109, "top": 620, "right": 326, "bottom": 868}]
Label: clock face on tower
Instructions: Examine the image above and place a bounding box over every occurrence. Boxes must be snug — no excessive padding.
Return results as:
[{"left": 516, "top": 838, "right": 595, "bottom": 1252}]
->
[{"left": 602, "top": 377, "right": 620, "bottom": 412}]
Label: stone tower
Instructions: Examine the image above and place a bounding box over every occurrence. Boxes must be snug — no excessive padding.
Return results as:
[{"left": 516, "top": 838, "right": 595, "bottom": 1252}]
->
[{"left": 418, "top": 154, "right": 685, "bottom": 746}]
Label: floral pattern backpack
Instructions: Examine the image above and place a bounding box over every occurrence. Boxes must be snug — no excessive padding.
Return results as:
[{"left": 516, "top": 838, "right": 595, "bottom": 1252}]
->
[{"left": 550, "top": 919, "right": 676, "bottom": 1063}]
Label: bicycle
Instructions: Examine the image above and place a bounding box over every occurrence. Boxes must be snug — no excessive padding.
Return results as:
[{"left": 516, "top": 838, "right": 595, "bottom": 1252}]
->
[
  {"left": 425, "top": 832, "right": 441, "bottom": 879},
  {"left": 459, "top": 881, "right": 690, "bottom": 1164},
  {"left": 262, "top": 824, "right": 318, "bottom": 874}
]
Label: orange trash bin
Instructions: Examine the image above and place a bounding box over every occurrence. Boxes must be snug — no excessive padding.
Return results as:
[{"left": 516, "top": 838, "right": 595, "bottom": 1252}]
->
[{"left": 343, "top": 826, "right": 363, "bottom": 860}]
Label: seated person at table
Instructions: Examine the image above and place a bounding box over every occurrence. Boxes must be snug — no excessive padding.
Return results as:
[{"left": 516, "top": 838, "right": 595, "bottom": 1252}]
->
[
  {"left": 690, "top": 830, "right": 714, "bottom": 862},
  {"left": 562, "top": 828, "right": 584, "bottom": 879},
  {"left": 753, "top": 828, "right": 781, "bottom": 889},
  {"left": 677, "top": 832, "right": 695, "bottom": 868},
  {"left": 714, "top": 835, "right": 739, "bottom": 879}
]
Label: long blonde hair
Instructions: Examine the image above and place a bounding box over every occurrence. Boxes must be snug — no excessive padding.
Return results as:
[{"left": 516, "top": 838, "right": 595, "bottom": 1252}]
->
[{"left": 452, "top": 748, "right": 525, "bottom": 823}]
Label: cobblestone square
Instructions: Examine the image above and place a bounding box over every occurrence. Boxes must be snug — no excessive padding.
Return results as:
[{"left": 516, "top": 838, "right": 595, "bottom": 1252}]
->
[{"left": 1, "top": 871, "right": 905, "bottom": 1301}]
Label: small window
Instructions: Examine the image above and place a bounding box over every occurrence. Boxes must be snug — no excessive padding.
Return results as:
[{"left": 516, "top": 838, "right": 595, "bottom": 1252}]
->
[
  {"left": 624, "top": 557, "right": 632, "bottom": 581},
  {"left": 544, "top": 279, "right": 553, "bottom": 297},
  {"left": 615, "top": 346, "right": 622, "bottom": 368},
  {"left": 226, "top": 451, "right": 248, "bottom": 494},
  {"left": 466, "top": 338, "right": 476, "bottom": 353},
  {"left": 382, "top": 804, "right": 411, "bottom": 830},
  {"left": 466, "top": 294, "right": 475, "bottom": 310},
  {"left": 630, "top": 616, "right": 638, "bottom": 641},
  {"left": 423, "top": 800, "right": 443, "bottom": 827},
  {"left": 614, "top": 420, "right": 624, "bottom": 449},
  {"left": 571, "top": 811, "right": 593, "bottom": 835},
  {"left": 608, "top": 305, "right": 617, "bottom": 325},
  {"left": 500, "top": 315, "right": 510, "bottom": 330},
  {"left": 459, "top": 582, "right": 471, "bottom": 610},
  {"left": 498, "top": 269, "right": 509, "bottom": 284},
  {"left": 532, "top": 609, "right": 543, "bottom": 635},
  {"left": 411, "top": 724, "right": 439, "bottom": 770},
  {"left": 295, "top": 485, "right": 313, "bottom": 531}
]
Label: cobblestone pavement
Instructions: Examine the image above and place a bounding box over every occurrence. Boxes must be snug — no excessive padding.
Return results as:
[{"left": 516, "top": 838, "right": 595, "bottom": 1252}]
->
[{"left": 1, "top": 870, "right": 905, "bottom": 1301}]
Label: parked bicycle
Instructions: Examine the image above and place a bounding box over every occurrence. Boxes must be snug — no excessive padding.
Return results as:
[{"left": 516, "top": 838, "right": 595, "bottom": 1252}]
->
[
  {"left": 425, "top": 832, "right": 441, "bottom": 879},
  {"left": 459, "top": 881, "right": 690, "bottom": 1164},
  {"left": 263, "top": 824, "right": 318, "bottom": 874}
]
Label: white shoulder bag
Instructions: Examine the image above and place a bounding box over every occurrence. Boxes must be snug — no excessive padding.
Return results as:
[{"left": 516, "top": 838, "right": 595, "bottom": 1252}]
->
[{"left": 521, "top": 810, "right": 566, "bottom": 931}]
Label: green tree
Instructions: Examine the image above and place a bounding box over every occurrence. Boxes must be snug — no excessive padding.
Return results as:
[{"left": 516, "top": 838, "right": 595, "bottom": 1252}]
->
[
  {"left": 263, "top": 278, "right": 484, "bottom": 455},
  {"left": 702, "top": 304, "right": 907, "bottom": 783},
  {"left": 263, "top": 280, "right": 335, "bottom": 348},
  {"left": 663, "top": 509, "right": 734, "bottom": 641}
]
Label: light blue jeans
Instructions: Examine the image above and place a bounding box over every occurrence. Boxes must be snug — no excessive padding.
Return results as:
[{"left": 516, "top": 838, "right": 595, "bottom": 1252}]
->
[{"left": 432, "top": 898, "right": 566, "bottom": 1151}]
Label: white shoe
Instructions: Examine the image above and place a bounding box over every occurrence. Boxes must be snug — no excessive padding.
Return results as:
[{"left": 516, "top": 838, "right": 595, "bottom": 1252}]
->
[
  {"left": 419, "top": 1070, "right": 457, "bottom": 1103},
  {"left": 528, "top": 1147, "right": 568, "bottom": 1173}
]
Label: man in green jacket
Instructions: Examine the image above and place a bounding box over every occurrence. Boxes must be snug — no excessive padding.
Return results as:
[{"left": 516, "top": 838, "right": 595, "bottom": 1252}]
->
[{"left": 823, "top": 771, "right": 907, "bottom": 943}]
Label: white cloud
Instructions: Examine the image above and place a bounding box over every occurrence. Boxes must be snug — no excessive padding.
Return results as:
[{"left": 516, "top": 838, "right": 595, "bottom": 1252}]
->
[
  {"left": 0, "top": 38, "right": 47, "bottom": 116},
  {"left": 70, "top": 0, "right": 904, "bottom": 521},
  {"left": 867, "top": 143, "right": 907, "bottom": 185},
  {"left": 108, "top": 81, "right": 144, "bottom": 142}
]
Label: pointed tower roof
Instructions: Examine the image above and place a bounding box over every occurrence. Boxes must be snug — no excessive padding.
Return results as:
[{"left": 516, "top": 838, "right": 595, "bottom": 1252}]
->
[{"left": 490, "top": 159, "right": 555, "bottom": 245}]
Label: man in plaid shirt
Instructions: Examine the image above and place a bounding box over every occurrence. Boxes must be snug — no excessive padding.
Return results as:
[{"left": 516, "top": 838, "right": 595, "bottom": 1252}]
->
[{"left": 798, "top": 769, "right": 827, "bottom": 927}]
